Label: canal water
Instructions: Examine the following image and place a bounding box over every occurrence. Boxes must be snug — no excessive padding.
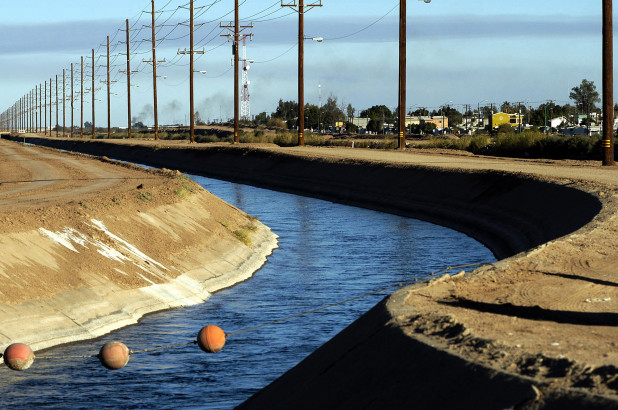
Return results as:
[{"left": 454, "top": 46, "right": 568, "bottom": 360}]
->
[{"left": 0, "top": 175, "right": 494, "bottom": 409}]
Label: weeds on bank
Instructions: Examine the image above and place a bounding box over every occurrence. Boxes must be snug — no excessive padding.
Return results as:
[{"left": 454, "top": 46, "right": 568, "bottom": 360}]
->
[
  {"left": 174, "top": 174, "right": 198, "bottom": 199},
  {"left": 79, "top": 200, "right": 90, "bottom": 209},
  {"left": 219, "top": 218, "right": 258, "bottom": 247},
  {"left": 137, "top": 191, "right": 153, "bottom": 202},
  {"left": 411, "top": 131, "right": 608, "bottom": 160}
]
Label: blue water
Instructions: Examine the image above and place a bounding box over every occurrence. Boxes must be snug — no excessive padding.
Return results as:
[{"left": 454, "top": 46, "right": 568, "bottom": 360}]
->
[{"left": 0, "top": 175, "right": 494, "bottom": 409}]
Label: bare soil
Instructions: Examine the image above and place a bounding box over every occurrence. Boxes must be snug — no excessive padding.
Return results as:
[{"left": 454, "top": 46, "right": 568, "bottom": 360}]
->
[{"left": 0, "top": 139, "right": 257, "bottom": 305}]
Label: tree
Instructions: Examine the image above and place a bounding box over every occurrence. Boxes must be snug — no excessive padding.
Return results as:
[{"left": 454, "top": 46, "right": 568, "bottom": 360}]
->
[
  {"left": 84, "top": 121, "right": 92, "bottom": 130},
  {"left": 346, "top": 103, "right": 355, "bottom": 122},
  {"left": 321, "top": 95, "right": 345, "bottom": 128},
  {"left": 304, "top": 103, "right": 320, "bottom": 130},
  {"left": 570, "top": 79, "right": 600, "bottom": 117},
  {"left": 500, "top": 101, "right": 513, "bottom": 113},
  {"left": 253, "top": 112, "right": 268, "bottom": 124},
  {"left": 272, "top": 100, "right": 298, "bottom": 122},
  {"left": 410, "top": 107, "right": 429, "bottom": 116},
  {"left": 360, "top": 105, "right": 393, "bottom": 134},
  {"left": 421, "top": 121, "right": 437, "bottom": 135},
  {"left": 194, "top": 111, "right": 205, "bottom": 126},
  {"left": 439, "top": 106, "right": 463, "bottom": 127}
]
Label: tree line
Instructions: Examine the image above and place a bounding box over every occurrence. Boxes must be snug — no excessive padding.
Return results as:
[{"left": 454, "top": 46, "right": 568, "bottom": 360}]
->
[{"left": 248, "top": 79, "right": 605, "bottom": 133}]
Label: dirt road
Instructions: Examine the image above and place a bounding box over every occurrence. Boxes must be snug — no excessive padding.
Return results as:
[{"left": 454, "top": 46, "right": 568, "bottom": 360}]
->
[{"left": 0, "top": 140, "right": 163, "bottom": 214}]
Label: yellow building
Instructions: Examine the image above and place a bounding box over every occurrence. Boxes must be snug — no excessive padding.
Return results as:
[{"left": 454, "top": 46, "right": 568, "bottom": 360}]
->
[{"left": 491, "top": 112, "right": 524, "bottom": 129}]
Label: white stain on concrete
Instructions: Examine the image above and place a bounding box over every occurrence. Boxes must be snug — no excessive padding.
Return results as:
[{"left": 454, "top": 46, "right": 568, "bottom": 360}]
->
[{"left": 39, "top": 219, "right": 168, "bottom": 276}]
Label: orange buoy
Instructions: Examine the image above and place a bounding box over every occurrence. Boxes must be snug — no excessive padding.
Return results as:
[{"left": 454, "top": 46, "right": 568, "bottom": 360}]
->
[
  {"left": 98, "top": 341, "right": 130, "bottom": 370},
  {"left": 197, "top": 325, "right": 226, "bottom": 353},
  {"left": 3, "top": 343, "right": 35, "bottom": 371}
]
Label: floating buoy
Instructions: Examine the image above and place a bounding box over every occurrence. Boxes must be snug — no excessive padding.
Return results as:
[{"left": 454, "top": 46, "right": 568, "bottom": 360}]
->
[
  {"left": 98, "top": 341, "right": 130, "bottom": 370},
  {"left": 3, "top": 343, "right": 35, "bottom": 371},
  {"left": 197, "top": 325, "right": 226, "bottom": 353}
]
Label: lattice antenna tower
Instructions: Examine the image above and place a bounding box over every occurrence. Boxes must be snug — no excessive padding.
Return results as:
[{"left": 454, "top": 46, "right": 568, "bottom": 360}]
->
[{"left": 241, "top": 37, "right": 252, "bottom": 121}]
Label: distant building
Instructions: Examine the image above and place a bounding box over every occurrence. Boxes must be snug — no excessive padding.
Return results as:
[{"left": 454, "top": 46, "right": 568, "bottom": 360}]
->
[
  {"left": 550, "top": 116, "right": 568, "bottom": 129},
  {"left": 491, "top": 112, "right": 524, "bottom": 129},
  {"left": 405, "top": 116, "right": 448, "bottom": 130}
]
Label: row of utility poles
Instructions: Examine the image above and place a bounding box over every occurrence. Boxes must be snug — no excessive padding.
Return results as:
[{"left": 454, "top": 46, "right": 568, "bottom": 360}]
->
[{"left": 0, "top": 0, "right": 614, "bottom": 164}]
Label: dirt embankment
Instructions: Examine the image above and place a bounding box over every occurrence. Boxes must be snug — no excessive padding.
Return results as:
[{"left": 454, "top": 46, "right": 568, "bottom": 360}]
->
[
  {"left": 6, "top": 135, "right": 618, "bottom": 408},
  {"left": 0, "top": 139, "right": 277, "bottom": 352}
]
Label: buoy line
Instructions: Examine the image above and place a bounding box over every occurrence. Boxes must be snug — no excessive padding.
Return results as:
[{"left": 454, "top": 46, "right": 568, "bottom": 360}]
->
[{"left": 2, "top": 262, "right": 488, "bottom": 371}]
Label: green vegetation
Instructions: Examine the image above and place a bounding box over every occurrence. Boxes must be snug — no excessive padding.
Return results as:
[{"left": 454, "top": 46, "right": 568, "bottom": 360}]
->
[
  {"left": 174, "top": 174, "right": 198, "bottom": 199},
  {"left": 137, "top": 191, "right": 153, "bottom": 202},
  {"left": 219, "top": 218, "right": 258, "bottom": 247},
  {"left": 410, "top": 131, "right": 607, "bottom": 160}
]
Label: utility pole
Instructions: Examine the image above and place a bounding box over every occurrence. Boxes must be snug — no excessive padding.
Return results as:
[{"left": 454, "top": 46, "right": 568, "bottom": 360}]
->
[
  {"left": 44, "top": 81, "right": 47, "bottom": 134},
  {"left": 120, "top": 19, "right": 139, "bottom": 138},
  {"left": 35, "top": 85, "right": 38, "bottom": 133},
  {"left": 177, "top": 0, "right": 205, "bottom": 143},
  {"left": 144, "top": 0, "right": 166, "bottom": 141},
  {"left": 398, "top": 0, "right": 406, "bottom": 149},
  {"left": 49, "top": 78, "right": 52, "bottom": 136},
  {"left": 63, "top": 69, "right": 66, "bottom": 137},
  {"left": 221, "top": 0, "right": 253, "bottom": 144},
  {"left": 106, "top": 36, "right": 111, "bottom": 138},
  {"left": 81, "top": 56, "right": 84, "bottom": 138},
  {"left": 92, "top": 49, "right": 96, "bottom": 138},
  {"left": 190, "top": 0, "right": 195, "bottom": 143},
  {"left": 603, "top": 0, "right": 615, "bottom": 165},
  {"left": 56, "top": 74, "right": 59, "bottom": 137},
  {"left": 282, "top": 0, "right": 322, "bottom": 146},
  {"left": 71, "top": 63, "right": 74, "bottom": 138},
  {"left": 38, "top": 83, "right": 43, "bottom": 132}
]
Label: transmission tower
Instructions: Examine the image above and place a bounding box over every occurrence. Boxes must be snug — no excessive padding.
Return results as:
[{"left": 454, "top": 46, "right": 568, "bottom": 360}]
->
[{"left": 241, "top": 37, "right": 252, "bottom": 121}]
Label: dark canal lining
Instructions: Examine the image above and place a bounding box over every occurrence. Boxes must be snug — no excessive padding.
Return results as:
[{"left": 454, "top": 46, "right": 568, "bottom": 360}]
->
[{"left": 0, "top": 175, "right": 495, "bottom": 409}]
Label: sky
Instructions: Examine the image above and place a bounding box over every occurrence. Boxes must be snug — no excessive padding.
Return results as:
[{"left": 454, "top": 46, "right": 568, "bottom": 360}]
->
[{"left": 0, "top": 0, "right": 611, "bottom": 127}]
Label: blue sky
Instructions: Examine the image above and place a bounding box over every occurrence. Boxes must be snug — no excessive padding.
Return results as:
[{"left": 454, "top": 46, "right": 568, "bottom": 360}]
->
[{"left": 0, "top": 0, "right": 610, "bottom": 126}]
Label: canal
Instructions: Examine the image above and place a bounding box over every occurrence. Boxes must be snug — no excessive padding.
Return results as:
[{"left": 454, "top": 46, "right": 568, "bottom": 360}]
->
[{"left": 0, "top": 175, "right": 494, "bottom": 409}]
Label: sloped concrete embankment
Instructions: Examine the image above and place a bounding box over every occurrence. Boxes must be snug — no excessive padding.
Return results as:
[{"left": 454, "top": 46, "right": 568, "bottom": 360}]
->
[{"left": 0, "top": 187, "right": 278, "bottom": 353}]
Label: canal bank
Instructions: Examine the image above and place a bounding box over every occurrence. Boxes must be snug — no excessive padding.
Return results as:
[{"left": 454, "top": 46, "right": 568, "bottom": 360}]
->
[
  {"left": 0, "top": 139, "right": 278, "bottom": 353},
  {"left": 4, "top": 135, "right": 618, "bottom": 408}
]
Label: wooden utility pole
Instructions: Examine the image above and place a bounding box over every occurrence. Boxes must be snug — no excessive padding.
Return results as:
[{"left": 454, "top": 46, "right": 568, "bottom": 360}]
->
[
  {"left": 177, "top": 0, "right": 204, "bottom": 143},
  {"left": 92, "top": 49, "right": 96, "bottom": 138},
  {"left": 398, "top": 0, "right": 406, "bottom": 150},
  {"left": 80, "top": 56, "right": 84, "bottom": 138},
  {"left": 221, "top": 0, "right": 252, "bottom": 144},
  {"left": 35, "top": 85, "right": 38, "bottom": 133},
  {"left": 190, "top": 0, "right": 195, "bottom": 143},
  {"left": 151, "top": 0, "right": 159, "bottom": 140},
  {"left": 63, "top": 69, "right": 66, "bottom": 137},
  {"left": 39, "top": 83, "right": 42, "bottom": 132},
  {"left": 44, "top": 80, "right": 47, "bottom": 134},
  {"left": 107, "top": 36, "right": 111, "bottom": 139},
  {"left": 71, "top": 63, "right": 74, "bottom": 137},
  {"left": 603, "top": 0, "right": 615, "bottom": 165},
  {"left": 123, "top": 19, "right": 136, "bottom": 138},
  {"left": 56, "top": 74, "right": 59, "bottom": 137},
  {"left": 146, "top": 0, "right": 163, "bottom": 141},
  {"left": 49, "top": 78, "right": 52, "bottom": 136},
  {"left": 282, "top": 0, "right": 322, "bottom": 146}
]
